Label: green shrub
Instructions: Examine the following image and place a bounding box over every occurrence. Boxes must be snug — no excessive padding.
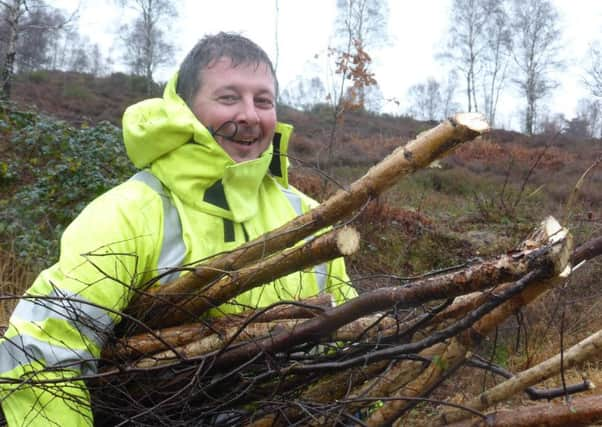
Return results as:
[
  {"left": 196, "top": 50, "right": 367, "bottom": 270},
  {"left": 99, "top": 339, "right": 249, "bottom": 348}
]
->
[{"left": 0, "top": 107, "right": 136, "bottom": 268}]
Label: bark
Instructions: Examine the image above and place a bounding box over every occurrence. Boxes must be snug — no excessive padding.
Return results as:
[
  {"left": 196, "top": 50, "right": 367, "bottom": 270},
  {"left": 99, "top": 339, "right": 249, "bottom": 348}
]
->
[
  {"left": 446, "top": 394, "right": 602, "bottom": 427},
  {"left": 572, "top": 235, "right": 602, "bottom": 265},
  {"left": 466, "top": 356, "right": 594, "bottom": 401},
  {"left": 127, "top": 113, "right": 490, "bottom": 319},
  {"left": 437, "top": 328, "right": 602, "bottom": 425},
  {"left": 1, "top": 1, "right": 23, "bottom": 99},
  {"left": 132, "top": 314, "right": 399, "bottom": 369},
  {"left": 201, "top": 219, "right": 569, "bottom": 374},
  {"left": 366, "top": 339, "right": 467, "bottom": 426},
  {"left": 347, "top": 343, "right": 451, "bottom": 410},
  {"left": 130, "top": 226, "right": 360, "bottom": 329},
  {"left": 432, "top": 232, "right": 602, "bottom": 337},
  {"left": 104, "top": 295, "right": 333, "bottom": 359}
]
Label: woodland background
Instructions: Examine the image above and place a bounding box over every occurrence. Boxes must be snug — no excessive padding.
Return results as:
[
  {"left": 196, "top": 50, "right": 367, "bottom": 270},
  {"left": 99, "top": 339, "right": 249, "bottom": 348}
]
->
[{"left": 0, "top": 0, "right": 602, "bottom": 424}]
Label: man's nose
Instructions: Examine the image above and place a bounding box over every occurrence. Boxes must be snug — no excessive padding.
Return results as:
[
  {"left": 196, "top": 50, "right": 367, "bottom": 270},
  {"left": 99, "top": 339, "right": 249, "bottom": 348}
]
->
[{"left": 235, "top": 98, "right": 259, "bottom": 125}]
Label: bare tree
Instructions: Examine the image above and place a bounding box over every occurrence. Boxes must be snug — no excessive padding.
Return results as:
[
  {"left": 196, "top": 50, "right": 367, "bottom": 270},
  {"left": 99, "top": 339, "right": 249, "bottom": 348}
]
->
[
  {"left": 443, "top": 0, "right": 492, "bottom": 113},
  {"left": 364, "top": 82, "right": 384, "bottom": 112},
  {"left": 510, "top": 0, "right": 564, "bottom": 135},
  {"left": 334, "top": 0, "right": 389, "bottom": 52},
  {"left": 407, "top": 78, "right": 443, "bottom": 121},
  {"left": 0, "top": 0, "right": 74, "bottom": 98},
  {"left": 585, "top": 42, "right": 602, "bottom": 98},
  {"left": 281, "top": 75, "right": 327, "bottom": 110},
  {"left": 118, "top": 0, "right": 178, "bottom": 96},
  {"left": 333, "top": 0, "right": 388, "bottom": 107},
  {"left": 576, "top": 98, "right": 602, "bottom": 138},
  {"left": 13, "top": 6, "right": 64, "bottom": 71},
  {"left": 407, "top": 74, "right": 460, "bottom": 121},
  {"left": 0, "top": 0, "right": 29, "bottom": 98},
  {"left": 442, "top": 70, "right": 461, "bottom": 118},
  {"left": 480, "top": 0, "right": 512, "bottom": 127}
]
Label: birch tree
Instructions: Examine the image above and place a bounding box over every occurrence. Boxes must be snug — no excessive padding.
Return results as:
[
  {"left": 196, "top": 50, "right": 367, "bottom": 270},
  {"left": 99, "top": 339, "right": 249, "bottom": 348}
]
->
[
  {"left": 443, "top": 0, "right": 491, "bottom": 113},
  {"left": 118, "top": 0, "right": 178, "bottom": 96},
  {"left": 510, "top": 0, "right": 564, "bottom": 135},
  {"left": 0, "top": 0, "right": 72, "bottom": 98},
  {"left": 407, "top": 78, "right": 443, "bottom": 121},
  {"left": 480, "top": 0, "right": 512, "bottom": 127},
  {"left": 585, "top": 42, "right": 602, "bottom": 98}
]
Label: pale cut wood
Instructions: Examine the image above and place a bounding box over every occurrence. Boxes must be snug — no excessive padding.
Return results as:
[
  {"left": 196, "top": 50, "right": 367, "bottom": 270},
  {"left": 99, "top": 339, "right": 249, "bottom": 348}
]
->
[
  {"left": 437, "top": 328, "right": 602, "bottom": 425},
  {"left": 128, "top": 113, "right": 489, "bottom": 320},
  {"left": 136, "top": 226, "right": 360, "bottom": 329},
  {"left": 132, "top": 314, "right": 398, "bottom": 369},
  {"left": 446, "top": 394, "right": 602, "bottom": 427},
  {"left": 104, "top": 294, "right": 333, "bottom": 359},
  {"left": 434, "top": 227, "right": 600, "bottom": 340}
]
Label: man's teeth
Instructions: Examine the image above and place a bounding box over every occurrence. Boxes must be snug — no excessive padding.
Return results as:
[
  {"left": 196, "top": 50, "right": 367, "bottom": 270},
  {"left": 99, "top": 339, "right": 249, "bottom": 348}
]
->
[{"left": 231, "top": 138, "right": 256, "bottom": 145}]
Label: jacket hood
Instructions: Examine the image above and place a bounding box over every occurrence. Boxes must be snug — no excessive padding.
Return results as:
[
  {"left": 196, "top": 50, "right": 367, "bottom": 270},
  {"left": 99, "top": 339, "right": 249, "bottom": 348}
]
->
[{"left": 122, "top": 73, "right": 293, "bottom": 222}]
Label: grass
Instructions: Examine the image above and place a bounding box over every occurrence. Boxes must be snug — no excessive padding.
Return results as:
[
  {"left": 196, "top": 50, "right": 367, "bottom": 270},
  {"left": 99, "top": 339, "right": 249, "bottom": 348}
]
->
[{"left": 0, "top": 248, "right": 34, "bottom": 327}]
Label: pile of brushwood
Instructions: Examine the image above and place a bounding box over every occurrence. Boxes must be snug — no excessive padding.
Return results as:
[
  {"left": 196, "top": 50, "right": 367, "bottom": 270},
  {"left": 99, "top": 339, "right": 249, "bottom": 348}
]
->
[{"left": 14, "top": 114, "right": 602, "bottom": 426}]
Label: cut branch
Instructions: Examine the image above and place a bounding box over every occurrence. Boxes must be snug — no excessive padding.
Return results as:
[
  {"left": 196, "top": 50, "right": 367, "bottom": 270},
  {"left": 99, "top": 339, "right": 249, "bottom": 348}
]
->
[
  {"left": 467, "top": 356, "right": 594, "bottom": 401},
  {"left": 104, "top": 294, "right": 333, "bottom": 359},
  {"left": 437, "top": 327, "right": 602, "bottom": 425},
  {"left": 446, "top": 394, "right": 602, "bottom": 427},
  {"left": 366, "top": 339, "right": 467, "bottom": 427},
  {"left": 131, "top": 226, "right": 360, "bottom": 329}
]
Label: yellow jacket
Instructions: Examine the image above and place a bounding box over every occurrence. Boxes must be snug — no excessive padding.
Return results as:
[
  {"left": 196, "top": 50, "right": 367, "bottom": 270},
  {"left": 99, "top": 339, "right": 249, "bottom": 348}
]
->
[{"left": 0, "top": 75, "right": 356, "bottom": 425}]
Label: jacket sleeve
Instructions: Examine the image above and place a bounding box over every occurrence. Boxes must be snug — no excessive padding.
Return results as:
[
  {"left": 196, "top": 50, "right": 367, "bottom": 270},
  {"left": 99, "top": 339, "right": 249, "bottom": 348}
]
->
[
  {"left": 291, "top": 186, "right": 358, "bottom": 305},
  {"left": 0, "top": 183, "right": 161, "bottom": 426},
  {"left": 325, "top": 256, "right": 358, "bottom": 305}
]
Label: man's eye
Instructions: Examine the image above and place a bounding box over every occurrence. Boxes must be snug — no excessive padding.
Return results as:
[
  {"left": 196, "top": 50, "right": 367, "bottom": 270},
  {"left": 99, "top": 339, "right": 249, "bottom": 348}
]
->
[
  {"left": 219, "top": 95, "right": 238, "bottom": 103},
  {"left": 256, "top": 98, "right": 274, "bottom": 108}
]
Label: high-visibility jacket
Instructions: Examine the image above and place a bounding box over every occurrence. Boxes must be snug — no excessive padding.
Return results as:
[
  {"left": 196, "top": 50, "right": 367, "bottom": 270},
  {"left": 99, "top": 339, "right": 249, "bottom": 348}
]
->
[{"left": 0, "top": 74, "right": 356, "bottom": 426}]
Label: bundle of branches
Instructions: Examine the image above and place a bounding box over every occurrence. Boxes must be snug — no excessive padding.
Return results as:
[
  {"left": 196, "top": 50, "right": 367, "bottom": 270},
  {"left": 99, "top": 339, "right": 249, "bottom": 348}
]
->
[
  {"left": 14, "top": 112, "right": 602, "bottom": 426},
  {"left": 83, "top": 113, "right": 602, "bottom": 426},
  {"left": 92, "top": 213, "right": 582, "bottom": 426}
]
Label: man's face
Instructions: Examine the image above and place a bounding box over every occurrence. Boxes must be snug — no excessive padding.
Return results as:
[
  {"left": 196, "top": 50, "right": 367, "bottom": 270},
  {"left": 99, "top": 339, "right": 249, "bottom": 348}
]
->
[{"left": 191, "top": 57, "right": 277, "bottom": 163}]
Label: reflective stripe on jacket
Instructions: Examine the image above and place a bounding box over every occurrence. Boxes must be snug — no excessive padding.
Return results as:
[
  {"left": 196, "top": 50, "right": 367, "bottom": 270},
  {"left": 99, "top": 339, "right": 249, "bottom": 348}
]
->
[{"left": 0, "top": 73, "right": 356, "bottom": 426}]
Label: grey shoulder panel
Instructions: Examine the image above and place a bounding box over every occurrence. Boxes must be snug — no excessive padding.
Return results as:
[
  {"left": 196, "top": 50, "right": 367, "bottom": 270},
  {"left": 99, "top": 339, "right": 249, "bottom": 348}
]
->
[{"left": 130, "top": 171, "right": 187, "bottom": 284}]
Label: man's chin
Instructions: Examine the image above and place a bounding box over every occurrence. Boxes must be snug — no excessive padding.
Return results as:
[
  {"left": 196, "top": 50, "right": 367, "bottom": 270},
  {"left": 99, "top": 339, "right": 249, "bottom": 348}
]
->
[{"left": 221, "top": 139, "right": 270, "bottom": 163}]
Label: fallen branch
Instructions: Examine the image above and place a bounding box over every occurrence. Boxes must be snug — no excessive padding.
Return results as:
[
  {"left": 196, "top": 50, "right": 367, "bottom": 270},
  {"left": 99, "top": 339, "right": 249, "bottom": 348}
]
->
[
  {"left": 366, "top": 339, "right": 467, "bottom": 426},
  {"left": 446, "top": 394, "right": 602, "bottom": 427},
  {"left": 437, "top": 327, "right": 602, "bottom": 425},
  {"left": 104, "top": 294, "right": 333, "bottom": 360},
  {"left": 210, "top": 229, "right": 568, "bottom": 374},
  {"left": 466, "top": 355, "right": 594, "bottom": 400}
]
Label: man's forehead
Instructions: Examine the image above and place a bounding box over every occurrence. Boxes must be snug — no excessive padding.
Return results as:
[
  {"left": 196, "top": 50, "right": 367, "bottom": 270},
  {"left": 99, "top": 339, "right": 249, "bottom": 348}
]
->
[
  {"left": 200, "top": 57, "right": 276, "bottom": 91},
  {"left": 205, "top": 56, "right": 271, "bottom": 73}
]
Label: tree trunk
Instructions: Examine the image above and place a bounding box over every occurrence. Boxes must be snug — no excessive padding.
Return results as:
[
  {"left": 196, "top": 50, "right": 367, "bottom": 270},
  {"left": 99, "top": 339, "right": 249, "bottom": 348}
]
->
[{"left": 1, "top": 1, "right": 23, "bottom": 100}]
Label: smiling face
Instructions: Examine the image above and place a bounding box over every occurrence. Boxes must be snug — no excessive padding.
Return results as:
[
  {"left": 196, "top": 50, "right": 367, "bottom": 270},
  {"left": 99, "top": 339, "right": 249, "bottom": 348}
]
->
[{"left": 191, "top": 57, "right": 277, "bottom": 163}]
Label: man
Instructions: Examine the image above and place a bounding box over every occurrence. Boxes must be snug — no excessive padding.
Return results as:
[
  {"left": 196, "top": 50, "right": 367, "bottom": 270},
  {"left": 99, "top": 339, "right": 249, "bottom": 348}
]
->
[{"left": 0, "top": 32, "right": 356, "bottom": 425}]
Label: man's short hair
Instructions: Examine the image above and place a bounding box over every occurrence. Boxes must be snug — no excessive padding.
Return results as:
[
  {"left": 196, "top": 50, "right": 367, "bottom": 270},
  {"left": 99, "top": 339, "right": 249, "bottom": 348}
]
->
[{"left": 176, "top": 32, "right": 278, "bottom": 108}]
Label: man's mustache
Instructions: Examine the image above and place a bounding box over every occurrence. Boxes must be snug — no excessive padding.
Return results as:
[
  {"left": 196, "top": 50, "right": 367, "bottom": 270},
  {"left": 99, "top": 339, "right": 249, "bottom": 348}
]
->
[{"left": 210, "top": 121, "right": 260, "bottom": 142}]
